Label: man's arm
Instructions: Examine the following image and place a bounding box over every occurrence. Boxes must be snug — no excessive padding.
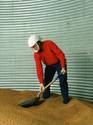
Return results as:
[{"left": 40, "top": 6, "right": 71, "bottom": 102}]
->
[
  {"left": 49, "top": 41, "right": 66, "bottom": 68},
  {"left": 34, "top": 53, "right": 44, "bottom": 83}
]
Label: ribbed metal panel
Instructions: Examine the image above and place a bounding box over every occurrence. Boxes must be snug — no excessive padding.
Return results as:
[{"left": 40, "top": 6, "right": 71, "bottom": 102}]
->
[{"left": 0, "top": 0, "right": 93, "bottom": 102}]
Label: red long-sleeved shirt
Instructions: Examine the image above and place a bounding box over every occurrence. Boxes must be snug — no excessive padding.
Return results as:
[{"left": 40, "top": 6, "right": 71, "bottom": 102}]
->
[{"left": 34, "top": 40, "right": 66, "bottom": 83}]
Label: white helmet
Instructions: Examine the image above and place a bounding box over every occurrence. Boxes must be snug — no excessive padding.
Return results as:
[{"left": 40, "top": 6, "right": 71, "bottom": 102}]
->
[{"left": 28, "top": 34, "right": 40, "bottom": 47}]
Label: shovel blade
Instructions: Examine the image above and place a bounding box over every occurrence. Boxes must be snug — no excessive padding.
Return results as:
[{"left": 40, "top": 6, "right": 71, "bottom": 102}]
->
[{"left": 19, "top": 97, "right": 40, "bottom": 108}]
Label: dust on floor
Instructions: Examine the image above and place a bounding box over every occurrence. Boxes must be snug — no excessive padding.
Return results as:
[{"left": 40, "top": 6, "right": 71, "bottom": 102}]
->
[{"left": 0, "top": 89, "right": 93, "bottom": 125}]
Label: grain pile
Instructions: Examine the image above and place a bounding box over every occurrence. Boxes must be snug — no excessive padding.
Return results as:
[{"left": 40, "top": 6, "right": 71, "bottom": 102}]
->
[{"left": 0, "top": 89, "right": 93, "bottom": 125}]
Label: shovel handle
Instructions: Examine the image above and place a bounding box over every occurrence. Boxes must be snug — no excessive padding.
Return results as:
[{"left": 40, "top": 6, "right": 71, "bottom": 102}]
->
[
  {"left": 38, "top": 74, "right": 61, "bottom": 97},
  {"left": 44, "top": 74, "right": 60, "bottom": 90}
]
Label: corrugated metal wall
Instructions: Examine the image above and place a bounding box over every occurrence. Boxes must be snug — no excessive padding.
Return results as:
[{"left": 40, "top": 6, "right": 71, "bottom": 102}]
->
[{"left": 0, "top": 0, "right": 93, "bottom": 102}]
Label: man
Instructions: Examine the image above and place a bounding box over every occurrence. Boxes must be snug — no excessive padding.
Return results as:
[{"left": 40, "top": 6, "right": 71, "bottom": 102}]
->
[{"left": 28, "top": 34, "right": 69, "bottom": 104}]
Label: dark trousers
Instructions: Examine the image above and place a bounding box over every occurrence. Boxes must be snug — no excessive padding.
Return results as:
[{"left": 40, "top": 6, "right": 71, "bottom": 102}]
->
[{"left": 43, "top": 63, "right": 69, "bottom": 102}]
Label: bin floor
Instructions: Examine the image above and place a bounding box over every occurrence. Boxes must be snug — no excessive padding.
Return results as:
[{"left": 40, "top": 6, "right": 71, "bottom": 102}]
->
[{"left": 0, "top": 88, "right": 93, "bottom": 125}]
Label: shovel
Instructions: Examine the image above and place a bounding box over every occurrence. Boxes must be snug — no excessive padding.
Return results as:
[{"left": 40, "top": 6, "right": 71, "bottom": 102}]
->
[{"left": 19, "top": 74, "right": 60, "bottom": 108}]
